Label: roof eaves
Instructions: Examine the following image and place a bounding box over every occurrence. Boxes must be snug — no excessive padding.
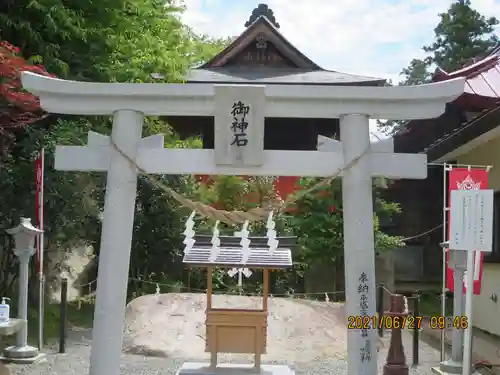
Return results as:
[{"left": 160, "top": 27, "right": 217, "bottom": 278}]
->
[
  {"left": 424, "top": 105, "right": 500, "bottom": 161},
  {"left": 198, "top": 18, "right": 262, "bottom": 68},
  {"left": 433, "top": 52, "right": 500, "bottom": 81},
  {"left": 256, "top": 16, "right": 322, "bottom": 70},
  {"left": 321, "top": 69, "right": 386, "bottom": 84}
]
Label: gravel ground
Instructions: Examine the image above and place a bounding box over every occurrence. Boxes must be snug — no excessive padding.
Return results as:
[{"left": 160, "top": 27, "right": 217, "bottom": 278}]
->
[
  {"left": 6, "top": 294, "right": 444, "bottom": 375},
  {"left": 7, "top": 327, "right": 442, "bottom": 375},
  {"left": 123, "top": 294, "right": 349, "bottom": 361}
]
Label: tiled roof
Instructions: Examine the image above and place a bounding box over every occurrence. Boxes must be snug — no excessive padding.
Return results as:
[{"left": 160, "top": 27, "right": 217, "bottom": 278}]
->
[
  {"left": 195, "top": 12, "right": 385, "bottom": 86},
  {"left": 183, "top": 234, "right": 296, "bottom": 268},
  {"left": 396, "top": 48, "right": 500, "bottom": 156},
  {"left": 186, "top": 67, "right": 384, "bottom": 86},
  {"left": 434, "top": 48, "right": 500, "bottom": 99},
  {"left": 200, "top": 15, "right": 320, "bottom": 70},
  {"left": 182, "top": 247, "right": 293, "bottom": 268}
]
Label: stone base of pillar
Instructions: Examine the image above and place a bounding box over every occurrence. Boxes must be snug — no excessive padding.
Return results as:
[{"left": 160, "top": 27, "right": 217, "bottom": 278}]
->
[
  {"left": 0, "top": 352, "right": 45, "bottom": 364},
  {"left": 432, "top": 365, "right": 479, "bottom": 375},
  {"left": 3, "top": 345, "right": 39, "bottom": 360},
  {"left": 176, "top": 362, "right": 295, "bottom": 375},
  {"left": 438, "top": 359, "right": 463, "bottom": 374}
]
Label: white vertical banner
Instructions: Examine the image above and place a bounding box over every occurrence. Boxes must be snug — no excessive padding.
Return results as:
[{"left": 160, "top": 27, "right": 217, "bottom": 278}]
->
[{"left": 449, "top": 189, "right": 493, "bottom": 252}]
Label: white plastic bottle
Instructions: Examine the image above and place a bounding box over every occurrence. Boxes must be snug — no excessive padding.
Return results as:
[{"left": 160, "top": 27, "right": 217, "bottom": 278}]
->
[{"left": 0, "top": 297, "right": 10, "bottom": 324}]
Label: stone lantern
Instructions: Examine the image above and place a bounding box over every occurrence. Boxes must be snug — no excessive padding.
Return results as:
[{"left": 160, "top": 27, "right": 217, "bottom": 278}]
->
[{"left": 4, "top": 218, "right": 42, "bottom": 360}]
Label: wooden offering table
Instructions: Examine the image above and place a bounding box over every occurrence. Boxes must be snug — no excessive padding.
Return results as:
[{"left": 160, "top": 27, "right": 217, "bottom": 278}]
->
[
  {"left": 183, "top": 234, "right": 295, "bottom": 372},
  {"left": 205, "top": 308, "right": 267, "bottom": 357}
]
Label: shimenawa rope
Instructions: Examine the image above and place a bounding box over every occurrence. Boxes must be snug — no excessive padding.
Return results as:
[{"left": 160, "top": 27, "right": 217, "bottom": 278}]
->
[{"left": 109, "top": 138, "right": 371, "bottom": 225}]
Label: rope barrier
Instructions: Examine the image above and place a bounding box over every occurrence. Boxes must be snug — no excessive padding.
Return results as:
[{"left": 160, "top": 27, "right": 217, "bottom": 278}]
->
[
  {"left": 401, "top": 224, "right": 442, "bottom": 242},
  {"left": 71, "top": 279, "right": 97, "bottom": 288},
  {"left": 73, "top": 275, "right": 450, "bottom": 298},
  {"left": 72, "top": 276, "right": 348, "bottom": 298},
  {"left": 70, "top": 274, "right": 448, "bottom": 310}
]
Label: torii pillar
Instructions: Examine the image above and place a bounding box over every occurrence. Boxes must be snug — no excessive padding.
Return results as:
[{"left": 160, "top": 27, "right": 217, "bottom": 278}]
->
[{"left": 21, "top": 71, "right": 465, "bottom": 375}]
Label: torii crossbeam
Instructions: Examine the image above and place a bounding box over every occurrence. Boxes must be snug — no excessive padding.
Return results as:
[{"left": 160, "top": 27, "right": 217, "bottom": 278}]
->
[{"left": 21, "top": 71, "right": 465, "bottom": 375}]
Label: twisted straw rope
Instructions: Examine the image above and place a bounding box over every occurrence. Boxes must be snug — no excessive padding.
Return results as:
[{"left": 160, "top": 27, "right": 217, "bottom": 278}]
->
[{"left": 110, "top": 139, "right": 370, "bottom": 225}]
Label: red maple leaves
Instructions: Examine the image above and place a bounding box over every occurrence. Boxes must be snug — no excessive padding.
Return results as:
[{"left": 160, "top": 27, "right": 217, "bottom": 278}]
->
[{"left": 0, "top": 41, "right": 54, "bottom": 136}]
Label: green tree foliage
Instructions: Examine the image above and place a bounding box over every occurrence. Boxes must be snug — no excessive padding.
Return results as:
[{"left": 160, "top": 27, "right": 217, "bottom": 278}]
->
[
  {"left": 0, "top": 0, "right": 228, "bottom": 82},
  {"left": 188, "top": 175, "right": 403, "bottom": 296},
  {"left": 0, "top": 0, "right": 228, "bottom": 300},
  {"left": 378, "top": 0, "right": 499, "bottom": 134},
  {"left": 288, "top": 179, "right": 403, "bottom": 271},
  {"left": 188, "top": 176, "right": 295, "bottom": 294},
  {"left": 423, "top": 0, "right": 499, "bottom": 72},
  {"left": 399, "top": 59, "right": 432, "bottom": 86},
  {"left": 0, "top": 0, "right": 404, "bottom": 304}
]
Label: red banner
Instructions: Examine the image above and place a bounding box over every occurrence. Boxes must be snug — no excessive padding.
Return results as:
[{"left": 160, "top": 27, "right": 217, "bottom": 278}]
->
[
  {"left": 446, "top": 168, "right": 487, "bottom": 295},
  {"left": 34, "top": 150, "right": 44, "bottom": 272}
]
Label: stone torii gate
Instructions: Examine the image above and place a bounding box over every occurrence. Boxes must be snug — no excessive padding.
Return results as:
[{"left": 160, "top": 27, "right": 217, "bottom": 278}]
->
[{"left": 21, "top": 72, "right": 465, "bottom": 375}]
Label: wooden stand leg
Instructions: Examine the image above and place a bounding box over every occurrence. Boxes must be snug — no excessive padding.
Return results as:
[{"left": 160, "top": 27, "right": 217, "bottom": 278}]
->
[
  {"left": 210, "top": 351, "right": 217, "bottom": 371},
  {"left": 207, "top": 268, "right": 216, "bottom": 371},
  {"left": 254, "top": 328, "right": 261, "bottom": 373},
  {"left": 254, "top": 353, "right": 261, "bottom": 373}
]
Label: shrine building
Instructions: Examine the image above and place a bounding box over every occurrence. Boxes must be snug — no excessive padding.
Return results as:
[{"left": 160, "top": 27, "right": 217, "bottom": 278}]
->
[
  {"left": 166, "top": 3, "right": 385, "bottom": 199},
  {"left": 393, "top": 46, "right": 500, "bottom": 337}
]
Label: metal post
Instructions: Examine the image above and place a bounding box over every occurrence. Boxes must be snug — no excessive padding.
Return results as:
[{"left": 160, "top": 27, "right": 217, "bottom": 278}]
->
[
  {"left": 38, "top": 275, "right": 45, "bottom": 350},
  {"left": 412, "top": 292, "right": 419, "bottom": 367},
  {"left": 440, "top": 247, "right": 467, "bottom": 374},
  {"left": 441, "top": 163, "right": 449, "bottom": 362},
  {"left": 59, "top": 278, "right": 68, "bottom": 354},
  {"left": 37, "top": 148, "right": 45, "bottom": 353},
  {"left": 452, "top": 261, "right": 465, "bottom": 361},
  {"left": 378, "top": 284, "right": 384, "bottom": 338},
  {"left": 462, "top": 251, "right": 475, "bottom": 375}
]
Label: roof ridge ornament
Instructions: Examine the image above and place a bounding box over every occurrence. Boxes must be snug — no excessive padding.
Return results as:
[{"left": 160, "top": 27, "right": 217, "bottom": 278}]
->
[{"left": 244, "top": 3, "right": 280, "bottom": 29}]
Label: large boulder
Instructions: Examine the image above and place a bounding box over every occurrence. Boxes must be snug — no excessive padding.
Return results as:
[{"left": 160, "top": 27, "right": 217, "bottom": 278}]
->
[
  {"left": 47, "top": 244, "right": 95, "bottom": 303},
  {"left": 122, "top": 293, "right": 348, "bottom": 362}
]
